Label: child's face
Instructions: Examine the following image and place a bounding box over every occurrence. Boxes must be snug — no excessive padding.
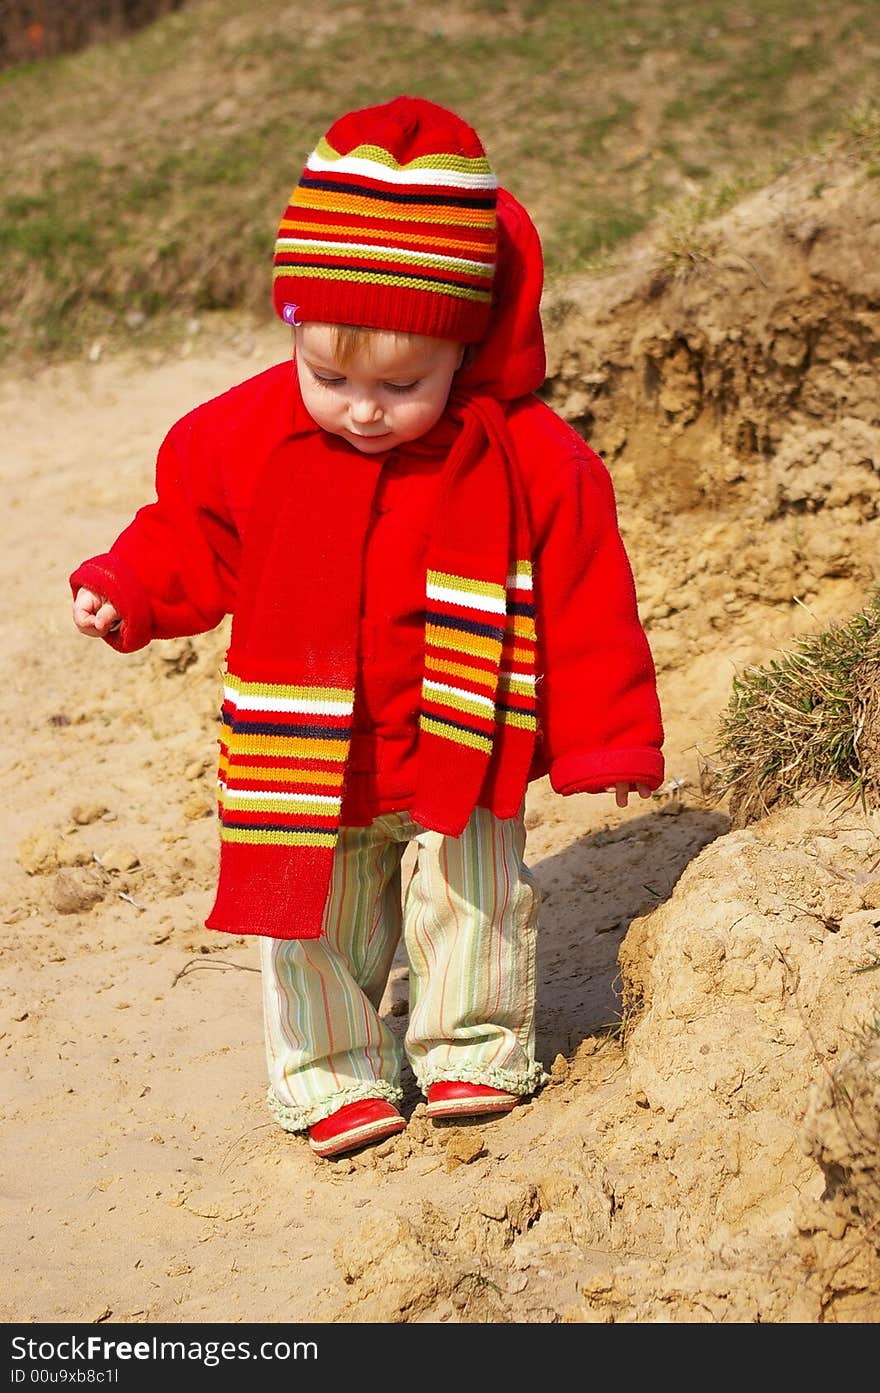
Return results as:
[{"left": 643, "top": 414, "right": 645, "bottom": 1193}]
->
[{"left": 294, "top": 323, "right": 464, "bottom": 454}]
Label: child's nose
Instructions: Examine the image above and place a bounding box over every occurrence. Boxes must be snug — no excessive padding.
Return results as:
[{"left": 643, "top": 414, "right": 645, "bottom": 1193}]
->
[{"left": 349, "top": 392, "right": 383, "bottom": 424}]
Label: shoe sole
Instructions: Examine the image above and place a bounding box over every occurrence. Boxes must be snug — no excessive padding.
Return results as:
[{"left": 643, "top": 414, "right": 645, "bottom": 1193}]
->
[
  {"left": 309, "top": 1115, "right": 406, "bottom": 1159},
  {"left": 425, "top": 1095, "right": 519, "bottom": 1120}
]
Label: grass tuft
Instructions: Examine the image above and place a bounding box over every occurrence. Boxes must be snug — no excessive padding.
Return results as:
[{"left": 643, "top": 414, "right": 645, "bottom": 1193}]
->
[
  {"left": 710, "top": 591, "right": 880, "bottom": 826},
  {"left": 654, "top": 170, "right": 775, "bottom": 279},
  {"left": 836, "top": 100, "right": 880, "bottom": 173}
]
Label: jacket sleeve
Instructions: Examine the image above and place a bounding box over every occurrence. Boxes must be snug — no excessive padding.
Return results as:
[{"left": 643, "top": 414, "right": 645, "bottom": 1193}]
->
[
  {"left": 69, "top": 415, "right": 240, "bottom": 654},
  {"left": 532, "top": 443, "right": 664, "bottom": 795}
]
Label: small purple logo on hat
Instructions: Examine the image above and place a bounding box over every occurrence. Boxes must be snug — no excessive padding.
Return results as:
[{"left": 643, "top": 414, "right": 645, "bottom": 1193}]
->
[{"left": 282, "top": 303, "right": 303, "bottom": 326}]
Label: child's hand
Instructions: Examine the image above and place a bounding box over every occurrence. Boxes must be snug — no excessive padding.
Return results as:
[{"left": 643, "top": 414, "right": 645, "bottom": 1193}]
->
[
  {"left": 613, "top": 782, "right": 653, "bottom": 809},
  {"left": 73, "top": 586, "right": 121, "bottom": 637}
]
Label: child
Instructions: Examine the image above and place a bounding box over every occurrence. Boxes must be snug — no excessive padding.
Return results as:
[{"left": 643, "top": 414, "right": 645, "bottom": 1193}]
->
[{"left": 71, "top": 95, "right": 664, "bottom": 1160}]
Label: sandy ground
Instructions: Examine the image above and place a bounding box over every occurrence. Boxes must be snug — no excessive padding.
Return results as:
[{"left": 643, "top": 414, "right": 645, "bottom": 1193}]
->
[
  {"left": 3, "top": 146, "right": 880, "bottom": 1325},
  {"left": 1, "top": 327, "right": 723, "bottom": 1323}
]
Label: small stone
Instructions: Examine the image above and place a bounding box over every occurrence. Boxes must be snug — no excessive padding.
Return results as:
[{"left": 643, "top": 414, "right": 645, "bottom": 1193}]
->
[
  {"left": 444, "top": 1130, "right": 485, "bottom": 1171},
  {"left": 182, "top": 792, "right": 213, "bottom": 821},
  {"left": 51, "top": 867, "right": 106, "bottom": 915},
  {"left": 71, "top": 803, "right": 108, "bottom": 826},
  {"left": 99, "top": 844, "right": 140, "bottom": 873},
  {"left": 550, "top": 1053, "right": 570, "bottom": 1083}
]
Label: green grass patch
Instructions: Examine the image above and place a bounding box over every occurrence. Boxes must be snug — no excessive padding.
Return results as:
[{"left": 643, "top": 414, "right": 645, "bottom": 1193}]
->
[
  {"left": 1, "top": 0, "right": 880, "bottom": 362},
  {"left": 548, "top": 204, "right": 651, "bottom": 276}
]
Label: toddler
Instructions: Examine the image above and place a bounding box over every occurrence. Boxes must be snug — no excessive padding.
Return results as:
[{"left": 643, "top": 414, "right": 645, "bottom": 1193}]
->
[{"left": 71, "top": 95, "right": 664, "bottom": 1159}]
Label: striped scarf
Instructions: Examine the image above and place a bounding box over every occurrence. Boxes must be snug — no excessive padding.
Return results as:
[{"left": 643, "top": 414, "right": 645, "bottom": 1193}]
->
[{"left": 205, "top": 393, "right": 538, "bottom": 941}]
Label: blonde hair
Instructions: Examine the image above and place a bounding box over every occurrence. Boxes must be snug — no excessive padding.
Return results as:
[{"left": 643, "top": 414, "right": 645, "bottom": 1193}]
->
[
  {"left": 327, "top": 323, "right": 470, "bottom": 370},
  {"left": 329, "top": 325, "right": 467, "bottom": 368},
  {"left": 293, "top": 322, "right": 472, "bottom": 372}
]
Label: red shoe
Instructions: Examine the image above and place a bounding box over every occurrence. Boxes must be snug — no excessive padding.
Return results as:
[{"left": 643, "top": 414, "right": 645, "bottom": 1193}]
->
[
  {"left": 308, "top": 1098, "right": 406, "bottom": 1158},
  {"left": 425, "top": 1081, "right": 521, "bottom": 1120}
]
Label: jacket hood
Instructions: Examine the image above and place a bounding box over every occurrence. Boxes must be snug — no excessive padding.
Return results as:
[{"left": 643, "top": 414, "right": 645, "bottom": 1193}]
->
[{"left": 455, "top": 186, "right": 547, "bottom": 402}]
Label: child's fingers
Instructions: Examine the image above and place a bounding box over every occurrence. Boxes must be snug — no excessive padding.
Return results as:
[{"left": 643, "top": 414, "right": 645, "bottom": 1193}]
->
[
  {"left": 73, "top": 613, "right": 104, "bottom": 636},
  {"left": 94, "top": 601, "right": 121, "bottom": 633},
  {"left": 72, "top": 588, "right": 100, "bottom": 632},
  {"left": 73, "top": 588, "right": 120, "bottom": 635},
  {"left": 73, "top": 586, "right": 99, "bottom": 614},
  {"left": 613, "top": 782, "right": 654, "bottom": 807}
]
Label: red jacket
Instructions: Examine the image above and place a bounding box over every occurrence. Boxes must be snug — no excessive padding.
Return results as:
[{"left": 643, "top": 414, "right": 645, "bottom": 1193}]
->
[
  {"left": 71, "top": 188, "right": 663, "bottom": 849},
  {"left": 70, "top": 360, "right": 664, "bottom": 820}
]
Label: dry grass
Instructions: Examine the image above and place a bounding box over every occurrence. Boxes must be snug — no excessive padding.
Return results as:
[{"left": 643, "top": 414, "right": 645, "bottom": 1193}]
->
[
  {"left": 838, "top": 100, "right": 880, "bottom": 169},
  {"left": 710, "top": 591, "right": 880, "bottom": 826}
]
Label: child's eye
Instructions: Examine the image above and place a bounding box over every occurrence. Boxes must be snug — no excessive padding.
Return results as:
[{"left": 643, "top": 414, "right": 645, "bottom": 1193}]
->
[
  {"left": 310, "top": 370, "right": 345, "bottom": 387},
  {"left": 383, "top": 381, "right": 419, "bottom": 394}
]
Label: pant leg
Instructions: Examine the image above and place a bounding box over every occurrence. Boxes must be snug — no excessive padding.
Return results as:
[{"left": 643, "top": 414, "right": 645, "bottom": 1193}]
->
[
  {"left": 402, "top": 805, "right": 547, "bottom": 1097},
  {"left": 261, "top": 815, "right": 410, "bottom": 1132}
]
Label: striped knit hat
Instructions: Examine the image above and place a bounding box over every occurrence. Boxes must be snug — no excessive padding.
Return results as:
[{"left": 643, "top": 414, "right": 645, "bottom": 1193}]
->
[{"left": 272, "top": 95, "right": 498, "bottom": 343}]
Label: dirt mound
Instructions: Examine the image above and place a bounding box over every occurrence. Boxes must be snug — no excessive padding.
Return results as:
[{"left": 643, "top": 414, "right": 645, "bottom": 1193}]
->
[
  {"left": 544, "top": 147, "right": 880, "bottom": 710},
  {"left": 3, "top": 146, "right": 880, "bottom": 1324},
  {"left": 317, "top": 803, "right": 880, "bottom": 1323}
]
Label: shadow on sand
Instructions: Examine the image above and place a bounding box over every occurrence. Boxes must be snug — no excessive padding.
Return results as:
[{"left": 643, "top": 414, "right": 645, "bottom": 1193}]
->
[{"left": 533, "top": 805, "right": 730, "bottom": 1063}]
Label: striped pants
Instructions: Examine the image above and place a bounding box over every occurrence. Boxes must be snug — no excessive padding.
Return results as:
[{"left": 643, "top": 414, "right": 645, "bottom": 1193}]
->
[{"left": 260, "top": 807, "right": 546, "bottom": 1132}]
